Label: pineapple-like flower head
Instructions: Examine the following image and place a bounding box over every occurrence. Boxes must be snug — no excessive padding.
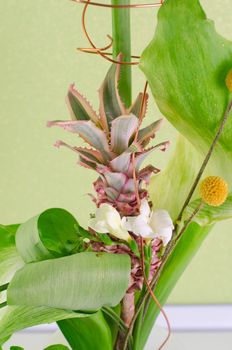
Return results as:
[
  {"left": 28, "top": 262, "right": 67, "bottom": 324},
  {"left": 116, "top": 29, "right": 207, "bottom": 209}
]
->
[
  {"left": 48, "top": 56, "right": 169, "bottom": 218},
  {"left": 48, "top": 56, "right": 172, "bottom": 300}
]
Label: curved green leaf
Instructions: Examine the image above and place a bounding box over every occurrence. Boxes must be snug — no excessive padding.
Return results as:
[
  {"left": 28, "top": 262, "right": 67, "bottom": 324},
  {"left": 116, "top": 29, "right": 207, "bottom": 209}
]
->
[
  {"left": 0, "top": 305, "right": 90, "bottom": 345},
  {"left": 140, "top": 0, "right": 232, "bottom": 186},
  {"left": 7, "top": 252, "right": 130, "bottom": 311},
  {"left": 58, "top": 311, "right": 112, "bottom": 350},
  {"left": 16, "top": 208, "right": 85, "bottom": 263},
  {"left": 183, "top": 195, "right": 232, "bottom": 226},
  {"left": 10, "top": 347, "right": 24, "bottom": 350},
  {"left": 0, "top": 225, "right": 24, "bottom": 287}
]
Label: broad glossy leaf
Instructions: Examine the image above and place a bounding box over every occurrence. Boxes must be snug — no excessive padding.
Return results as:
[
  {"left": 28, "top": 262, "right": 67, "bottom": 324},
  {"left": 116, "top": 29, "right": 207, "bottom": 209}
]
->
[
  {"left": 48, "top": 120, "right": 110, "bottom": 161},
  {"left": 140, "top": 0, "right": 232, "bottom": 186},
  {"left": 58, "top": 311, "right": 112, "bottom": 350},
  {"left": 66, "top": 84, "right": 99, "bottom": 124},
  {"left": 0, "top": 225, "right": 24, "bottom": 287},
  {"left": 99, "top": 57, "right": 126, "bottom": 129},
  {"left": 182, "top": 195, "right": 232, "bottom": 226},
  {"left": 0, "top": 305, "right": 89, "bottom": 345},
  {"left": 44, "top": 345, "right": 69, "bottom": 350},
  {"left": 7, "top": 252, "right": 131, "bottom": 310},
  {"left": 111, "top": 114, "right": 138, "bottom": 154},
  {"left": 10, "top": 347, "right": 24, "bottom": 350},
  {"left": 139, "top": 223, "right": 212, "bottom": 350},
  {"left": 16, "top": 208, "right": 82, "bottom": 263}
]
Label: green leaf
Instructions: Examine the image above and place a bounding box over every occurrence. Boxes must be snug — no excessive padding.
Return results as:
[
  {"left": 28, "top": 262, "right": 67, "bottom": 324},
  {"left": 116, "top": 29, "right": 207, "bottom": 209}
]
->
[
  {"left": 99, "top": 60, "right": 126, "bottom": 128},
  {"left": 15, "top": 208, "right": 84, "bottom": 263},
  {"left": 0, "top": 225, "right": 24, "bottom": 287},
  {"left": 10, "top": 347, "right": 24, "bottom": 350},
  {"left": 66, "top": 84, "right": 99, "bottom": 124},
  {"left": 0, "top": 305, "right": 90, "bottom": 345},
  {"left": 182, "top": 195, "right": 232, "bottom": 226},
  {"left": 140, "top": 0, "right": 232, "bottom": 187},
  {"left": 58, "top": 311, "right": 112, "bottom": 350},
  {"left": 7, "top": 252, "right": 130, "bottom": 311},
  {"left": 139, "top": 223, "right": 213, "bottom": 350},
  {"left": 44, "top": 345, "right": 70, "bottom": 350}
]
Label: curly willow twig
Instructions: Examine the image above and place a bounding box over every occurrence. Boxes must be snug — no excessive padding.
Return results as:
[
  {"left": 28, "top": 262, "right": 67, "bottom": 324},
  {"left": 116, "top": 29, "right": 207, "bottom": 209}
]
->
[{"left": 74, "top": 0, "right": 163, "bottom": 65}]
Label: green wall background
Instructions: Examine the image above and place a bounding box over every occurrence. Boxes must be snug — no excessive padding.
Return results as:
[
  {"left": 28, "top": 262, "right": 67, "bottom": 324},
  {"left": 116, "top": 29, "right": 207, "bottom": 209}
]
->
[{"left": 1, "top": 0, "right": 232, "bottom": 303}]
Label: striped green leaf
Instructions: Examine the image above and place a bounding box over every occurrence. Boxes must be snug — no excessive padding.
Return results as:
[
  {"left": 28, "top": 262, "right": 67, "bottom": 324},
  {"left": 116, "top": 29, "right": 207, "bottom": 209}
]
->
[{"left": 7, "top": 252, "right": 130, "bottom": 311}]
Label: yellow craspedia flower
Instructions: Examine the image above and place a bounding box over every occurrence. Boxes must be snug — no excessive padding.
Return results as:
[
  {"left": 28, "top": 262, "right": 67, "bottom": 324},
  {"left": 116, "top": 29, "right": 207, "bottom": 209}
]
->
[
  {"left": 226, "top": 69, "right": 232, "bottom": 92},
  {"left": 200, "top": 176, "right": 228, "bottom": 206}
]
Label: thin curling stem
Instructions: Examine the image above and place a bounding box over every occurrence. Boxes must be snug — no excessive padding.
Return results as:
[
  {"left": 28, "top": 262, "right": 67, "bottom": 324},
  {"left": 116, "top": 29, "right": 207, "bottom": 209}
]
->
[
  {"left": 76, "top": 0, "right": 163, "bottom": 65},
  {"left": 177, "top": 98, "right": 232, "bottom": 222}
]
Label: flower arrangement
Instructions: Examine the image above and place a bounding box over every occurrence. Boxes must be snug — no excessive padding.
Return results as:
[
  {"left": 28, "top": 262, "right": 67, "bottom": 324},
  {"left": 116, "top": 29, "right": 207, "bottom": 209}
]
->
[{"left": 1, "top": 0, "right": 232, "bottom": 349}]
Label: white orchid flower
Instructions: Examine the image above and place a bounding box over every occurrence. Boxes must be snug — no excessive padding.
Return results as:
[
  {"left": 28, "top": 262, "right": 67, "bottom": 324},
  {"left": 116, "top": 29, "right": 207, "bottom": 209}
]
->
[
  {"left": 89, "top": 203, "right": 131, "bottom": 242},
  {"left": 122, "top": 199, "right": 174, "bottom": 246}
]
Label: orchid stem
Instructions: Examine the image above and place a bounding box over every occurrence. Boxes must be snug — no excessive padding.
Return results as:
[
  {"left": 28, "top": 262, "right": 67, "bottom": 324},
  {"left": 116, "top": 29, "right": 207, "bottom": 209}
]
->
[{"left": 112, "top": 0, "right": 132, "bottom": 107}]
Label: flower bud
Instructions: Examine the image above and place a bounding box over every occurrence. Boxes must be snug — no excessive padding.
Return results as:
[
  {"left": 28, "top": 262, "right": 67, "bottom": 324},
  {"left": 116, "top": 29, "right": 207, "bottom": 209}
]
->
[{"left": 200, "top": 176, "right": 228, "bottom": 206}]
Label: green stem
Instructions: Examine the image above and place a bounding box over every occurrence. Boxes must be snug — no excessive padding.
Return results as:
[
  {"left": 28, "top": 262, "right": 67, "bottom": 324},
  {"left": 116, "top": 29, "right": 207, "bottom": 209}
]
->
[
  {"left": 132, "top": 305, "right": 144, "bottom": 350},
  {"left": 111, "top": 0, "right": 132, "bottom": 107}
]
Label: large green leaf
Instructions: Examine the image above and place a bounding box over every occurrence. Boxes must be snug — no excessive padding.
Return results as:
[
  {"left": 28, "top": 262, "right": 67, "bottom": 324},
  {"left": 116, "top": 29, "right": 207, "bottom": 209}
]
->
[
  {"left": 0, "top": 225, "right": 24, "bottom": 287},
  {"left": 0, "top": 305, "right": 90, "bottom": 345},
  {"left": 140, "top": 0, "right": 232, "bottom": 187},
  {"left": 139, "top": 223, "right": 212, "bottom": 350},
  {"left": 137, "top": 1, "right": 232, "bottom": 348},
  {"left": 15, "top": 208, "right": 84, "bottom": 263},
  {"left": 7, "top": 252, "right": 130, "bottom": 311},
  {"left": 182, "top": 195, "right": 232, "bottom": 226},
  {"left": 58, "top": 311, "right": 112, "bottom": 350}
]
